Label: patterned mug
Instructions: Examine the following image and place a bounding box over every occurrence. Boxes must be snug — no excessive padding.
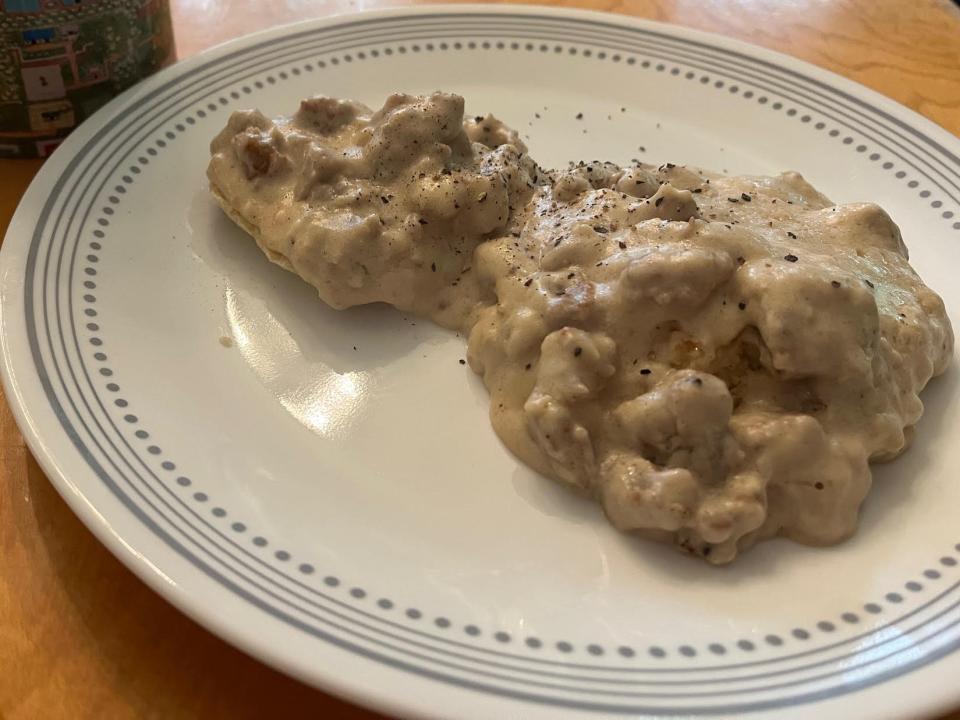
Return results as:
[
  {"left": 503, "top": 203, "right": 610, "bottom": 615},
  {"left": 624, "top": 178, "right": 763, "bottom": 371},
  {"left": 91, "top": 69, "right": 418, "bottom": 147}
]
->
[{"left": 0, "top": 0, "right": 175, "bottom": 158}]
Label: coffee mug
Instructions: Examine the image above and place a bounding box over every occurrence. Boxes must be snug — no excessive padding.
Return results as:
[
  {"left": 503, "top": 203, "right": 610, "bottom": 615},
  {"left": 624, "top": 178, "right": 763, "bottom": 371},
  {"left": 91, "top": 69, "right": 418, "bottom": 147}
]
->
[{"left": 0, "top": 0, "right": 175, "bottom": 158}]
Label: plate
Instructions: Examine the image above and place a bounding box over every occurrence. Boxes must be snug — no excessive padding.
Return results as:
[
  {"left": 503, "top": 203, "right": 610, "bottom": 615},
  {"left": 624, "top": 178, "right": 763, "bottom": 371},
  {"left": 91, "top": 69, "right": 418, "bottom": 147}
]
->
[{"left": 3, "top": 6, "right": 960, "bottom": 719}]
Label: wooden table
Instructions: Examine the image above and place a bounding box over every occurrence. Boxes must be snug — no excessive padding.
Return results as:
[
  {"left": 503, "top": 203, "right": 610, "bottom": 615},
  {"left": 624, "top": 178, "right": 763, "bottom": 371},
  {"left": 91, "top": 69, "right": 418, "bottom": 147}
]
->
[{"left": 2, "top": 0, "right": 959, "bottom": 717}]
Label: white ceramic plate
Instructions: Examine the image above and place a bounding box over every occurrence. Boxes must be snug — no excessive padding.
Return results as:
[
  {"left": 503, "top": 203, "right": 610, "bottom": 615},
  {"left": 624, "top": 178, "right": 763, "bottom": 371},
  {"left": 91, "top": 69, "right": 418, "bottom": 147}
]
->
[{"left": 3, "top": 7, "right": 960, "bottom": 719}]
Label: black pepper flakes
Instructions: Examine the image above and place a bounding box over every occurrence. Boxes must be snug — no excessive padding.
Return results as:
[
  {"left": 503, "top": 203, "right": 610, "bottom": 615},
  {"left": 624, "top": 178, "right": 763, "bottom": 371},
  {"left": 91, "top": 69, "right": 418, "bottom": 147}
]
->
[
  {"left": 459, "top": 358, "right": 466, "bottom": 365},
  {"left": 692, "top": 377, "right": 703, "bottom": 386},
  {"left": 431, "top": 263, "right": 437, "bottom": 272},
  {"left": 786, "top": 231, "right": 798, "bottom": 239},
  {"left": 655, "top": 197, "right": 664, "bottom": 207},
  {"left": 525, "top": 363, "right": 532, "bottom": 370},
  {"left": 740, "top": 192, "right": 752, "bottom": 202},
  {"left": 727, "top": 197, "right": 739, "bottom": 203},
  {"left": 575, "top": 112, "right": 583, "bottom": 120},
  {"left": 831, "top": 280, "right": 841, "bottom": 288},
  {"left": 814, "top": 482, "right": 824, "bottom": 490},
  {"left": 784, "top": 254, "right": 799, "bottom": 262},
  {"left": 738, "top": 301, "right": 747, "bottom": 310},
  {"left": 640, "top": 368, "right": 651, "bottom": 375},
  {"left": 418, "top": 218, "right": 429, "bottom": 225},
  {"left": 736, "top": 256, "right": 746, "bottom": 265},
  {"left": 864, "top": 279, "right": 875, "bottom": 289},
  {"left": 523, "top": 278, "right": 533, "bottom": 287},
  {"left": 573, "top": 347, "right": 583, "bottom": 357},
  {"left": 593, "top": 225, "right": 608, "bottom": 233},
  {"left": 618, "top": 240, "right": 627, "bottom": 249}
]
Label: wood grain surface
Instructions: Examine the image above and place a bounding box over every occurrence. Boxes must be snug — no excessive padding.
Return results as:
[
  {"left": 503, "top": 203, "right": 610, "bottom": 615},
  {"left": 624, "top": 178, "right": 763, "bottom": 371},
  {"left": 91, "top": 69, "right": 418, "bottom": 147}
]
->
[{"left": 1, "top": 1, "right": 958, "bottom": 718}]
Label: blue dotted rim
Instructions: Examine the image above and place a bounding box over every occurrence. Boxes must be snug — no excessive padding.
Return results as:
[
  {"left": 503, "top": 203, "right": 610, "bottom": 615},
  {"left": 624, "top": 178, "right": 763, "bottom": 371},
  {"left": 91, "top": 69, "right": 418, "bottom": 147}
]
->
[{"left": 16, "top": 10, "right": 960, "bottom": 716}]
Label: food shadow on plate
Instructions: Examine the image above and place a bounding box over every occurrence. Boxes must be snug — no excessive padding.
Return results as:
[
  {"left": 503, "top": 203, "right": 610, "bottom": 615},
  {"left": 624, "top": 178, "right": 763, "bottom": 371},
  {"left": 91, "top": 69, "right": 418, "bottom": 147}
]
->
[
  {"left": 858, "top": 365, "right": 956, "bottom": 530},
  {"left": 510, "top": 464, "right": 604, "bottom": 527},
  {"left": 188, "top": 188, "right": 442, "bottom": 376}
]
